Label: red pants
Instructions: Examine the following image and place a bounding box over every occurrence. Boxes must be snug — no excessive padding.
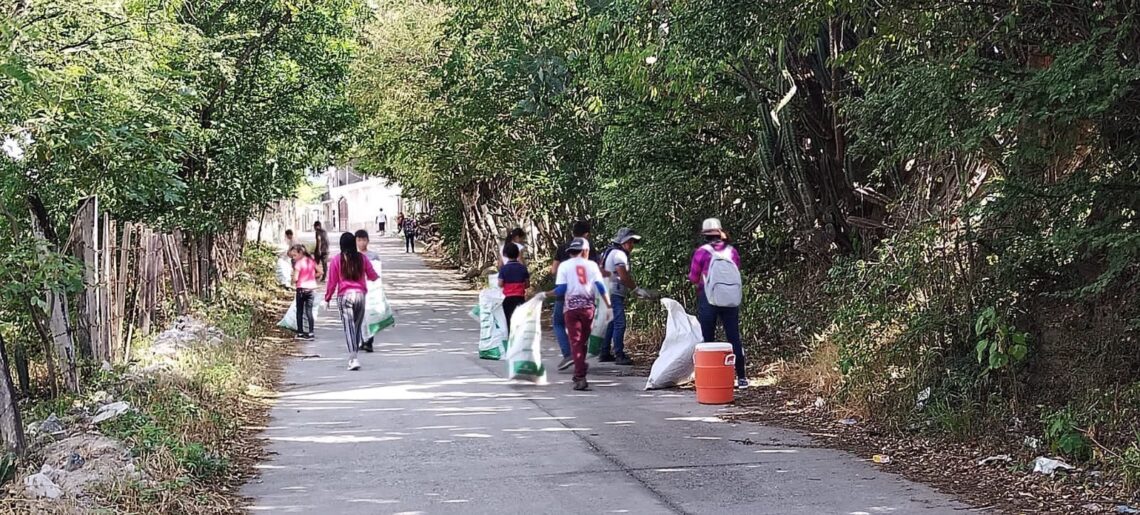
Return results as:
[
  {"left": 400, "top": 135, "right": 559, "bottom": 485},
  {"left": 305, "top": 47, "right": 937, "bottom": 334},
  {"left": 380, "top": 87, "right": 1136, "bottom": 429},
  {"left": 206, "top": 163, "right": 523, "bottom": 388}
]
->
[{"left": 564, "top": 307, "right": 594, "bottom": 380}]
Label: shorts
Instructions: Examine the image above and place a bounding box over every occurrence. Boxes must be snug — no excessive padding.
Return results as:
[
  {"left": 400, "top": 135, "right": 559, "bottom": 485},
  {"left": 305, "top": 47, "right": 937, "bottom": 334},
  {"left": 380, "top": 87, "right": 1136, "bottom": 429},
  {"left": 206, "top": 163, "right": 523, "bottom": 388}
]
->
[{"left": 379, "top": 222, "right": 386, "bottom": 231}]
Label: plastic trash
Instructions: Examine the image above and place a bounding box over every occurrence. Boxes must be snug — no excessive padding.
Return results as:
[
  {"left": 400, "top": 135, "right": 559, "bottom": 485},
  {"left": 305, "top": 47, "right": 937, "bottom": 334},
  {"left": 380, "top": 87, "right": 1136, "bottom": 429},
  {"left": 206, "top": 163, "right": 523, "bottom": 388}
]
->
[
  {"left": 644, "top": 299, "right": 703, "bottom": 390},
  {"left": 977, "top": 454, "right": 1012, "bottom": 466},
  {"left": 916, "top": 387, "right": 931, "bottom": 408},
  {"left": 1032, "top": 456, "right": 1074, "bottom": 475},
  {"left": 1023, "top": 436, "right": 1041, "bottom": 450},
  {"left": 505, "top": 294, "right": 546, "bottom": 384},
  {"left": 587, "top": 293, "right": 613, "bottom": 357},
  {"left": 872, "top": 454, "right": 891, "bottom": 464},
  {"left": 1116, "top": 505, "right": 1140, "bottom": 514},
  {"left": 839, "top": 418, "right": 858, "bottom": 425},
  {"left": 275, "top": 257, "right": 292, "bottom": 287},
  {"left": 473, "top": 287, "right": 508, "bottom": 360},
  {"left": 360, "top": 260, "right": 395, "bottom": 341}
]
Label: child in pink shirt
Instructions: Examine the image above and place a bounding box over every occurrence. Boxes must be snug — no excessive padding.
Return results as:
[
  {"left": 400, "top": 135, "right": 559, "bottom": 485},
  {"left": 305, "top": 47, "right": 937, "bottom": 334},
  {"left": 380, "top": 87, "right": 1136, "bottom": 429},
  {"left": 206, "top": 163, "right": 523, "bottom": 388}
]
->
[{"left": 288, "top": 245, "right": 321, "bottom": 340}]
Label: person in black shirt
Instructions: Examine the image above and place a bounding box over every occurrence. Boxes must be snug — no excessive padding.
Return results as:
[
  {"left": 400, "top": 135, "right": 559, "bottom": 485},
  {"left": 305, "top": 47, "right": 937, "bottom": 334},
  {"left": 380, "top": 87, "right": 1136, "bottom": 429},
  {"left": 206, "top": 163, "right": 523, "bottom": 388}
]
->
[{"left": 550, "top": 220, "right": 600, "bottom": 371}]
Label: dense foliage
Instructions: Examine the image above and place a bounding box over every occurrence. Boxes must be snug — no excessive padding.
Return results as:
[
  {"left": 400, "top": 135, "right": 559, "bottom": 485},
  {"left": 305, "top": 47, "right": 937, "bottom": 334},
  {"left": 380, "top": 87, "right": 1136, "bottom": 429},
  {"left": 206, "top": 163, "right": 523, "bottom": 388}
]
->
[{"left": 351, "top": 0, "right": 1140, "bottom": 479}]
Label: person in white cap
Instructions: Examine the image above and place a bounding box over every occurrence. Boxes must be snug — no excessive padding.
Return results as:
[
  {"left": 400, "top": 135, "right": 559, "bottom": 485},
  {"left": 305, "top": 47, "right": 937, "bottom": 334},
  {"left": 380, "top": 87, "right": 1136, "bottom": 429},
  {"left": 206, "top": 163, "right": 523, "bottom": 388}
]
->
[{"left": 688, "top": 218, "right": 747, "bottom": 388}]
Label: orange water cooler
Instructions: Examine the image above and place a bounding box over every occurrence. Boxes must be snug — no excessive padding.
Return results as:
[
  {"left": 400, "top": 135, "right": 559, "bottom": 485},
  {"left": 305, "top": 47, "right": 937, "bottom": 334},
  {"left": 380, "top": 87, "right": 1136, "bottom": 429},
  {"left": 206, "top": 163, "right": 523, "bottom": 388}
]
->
[{"left": 693, "top": 342, "right": 736, "bottom": 405}]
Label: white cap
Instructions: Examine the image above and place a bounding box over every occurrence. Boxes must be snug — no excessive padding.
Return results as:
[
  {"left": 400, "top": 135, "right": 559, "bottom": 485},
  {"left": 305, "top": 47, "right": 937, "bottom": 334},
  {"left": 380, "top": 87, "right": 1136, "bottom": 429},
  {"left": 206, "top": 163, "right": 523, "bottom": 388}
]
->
[{"left": 701, "top": 218, "right": 723, "bottom": 235}]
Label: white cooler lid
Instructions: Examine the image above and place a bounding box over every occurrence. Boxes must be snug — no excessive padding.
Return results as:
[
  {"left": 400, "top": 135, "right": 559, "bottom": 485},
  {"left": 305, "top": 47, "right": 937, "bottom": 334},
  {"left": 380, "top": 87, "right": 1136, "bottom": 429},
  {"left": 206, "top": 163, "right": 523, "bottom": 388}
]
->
[{"left": 695, "top": 342, "right": 733, "bottom": 352}]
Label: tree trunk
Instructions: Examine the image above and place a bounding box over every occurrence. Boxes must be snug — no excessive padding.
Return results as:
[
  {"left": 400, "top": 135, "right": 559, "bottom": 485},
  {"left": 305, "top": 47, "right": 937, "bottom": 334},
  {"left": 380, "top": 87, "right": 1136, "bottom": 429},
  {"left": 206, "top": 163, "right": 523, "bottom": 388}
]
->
[{"left": 0, "top": 331, "right": 25, "bottom": 454}]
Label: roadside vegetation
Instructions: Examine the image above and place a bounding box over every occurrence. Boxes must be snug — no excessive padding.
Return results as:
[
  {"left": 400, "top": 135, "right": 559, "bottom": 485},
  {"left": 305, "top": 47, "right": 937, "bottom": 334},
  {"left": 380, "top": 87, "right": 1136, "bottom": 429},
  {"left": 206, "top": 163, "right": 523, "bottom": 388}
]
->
[{"left": 350, "top": 0, "right": 1140, "bottom": 507}]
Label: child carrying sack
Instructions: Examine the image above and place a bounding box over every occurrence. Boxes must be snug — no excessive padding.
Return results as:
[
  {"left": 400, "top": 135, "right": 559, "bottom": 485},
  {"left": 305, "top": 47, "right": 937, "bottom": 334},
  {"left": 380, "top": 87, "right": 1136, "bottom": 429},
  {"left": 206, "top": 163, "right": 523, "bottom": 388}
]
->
[
  {"left": 587, "top": 292, "right": 613, "bottom": 356},
  {"left": 505, "top": 293, "right": 547, "bottom": 384},
  {"left": 471, "top": 287, "right": 508, "bottom": 360},
  {"left": 645, "top": 298, "right": 704, "bottom": 390},
  {"left": 361, "top": 260, "right": 395, "bottom": 341},
  {"left": 702, "top": 244, "right": 742, "bottom": 307}
]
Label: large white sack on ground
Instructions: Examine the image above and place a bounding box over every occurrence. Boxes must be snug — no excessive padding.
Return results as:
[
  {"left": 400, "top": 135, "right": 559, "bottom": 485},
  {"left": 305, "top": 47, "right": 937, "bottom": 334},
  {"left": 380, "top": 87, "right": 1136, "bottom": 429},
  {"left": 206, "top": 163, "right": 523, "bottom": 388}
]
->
[
  {"left": 505, "top": 293, "right": 547, "bottom": 384},
  {"left": 361, "top": 259, "right": 395, "bottom": 341},
  {"left": 276, "top": 301, "right": 319, "bottom": 333},
  {"left": 645, "top": 298, "right": 703, "bottom": 390},
  {"left": 473, "top": 287, "right": 508, "bottom": 360},
  {"left": 275, "top": 258, "right": 292, "bottom": 287}
]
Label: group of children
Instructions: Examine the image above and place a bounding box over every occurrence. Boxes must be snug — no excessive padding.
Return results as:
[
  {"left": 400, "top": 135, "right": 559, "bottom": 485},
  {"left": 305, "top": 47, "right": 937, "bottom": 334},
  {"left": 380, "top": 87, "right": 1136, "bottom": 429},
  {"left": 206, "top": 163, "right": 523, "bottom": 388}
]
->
[
  {"left": 495, "top": 218, "right": 746, "bottom": 392},
  {"left": 284, "top": 228, "right": 383, "bottom": 371}
]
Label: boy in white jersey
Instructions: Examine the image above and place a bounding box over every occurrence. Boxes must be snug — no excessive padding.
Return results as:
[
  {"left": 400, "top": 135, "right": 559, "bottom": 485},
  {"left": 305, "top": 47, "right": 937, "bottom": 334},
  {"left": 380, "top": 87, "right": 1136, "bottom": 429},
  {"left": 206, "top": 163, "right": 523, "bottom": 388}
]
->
[{"left": 552, "top": 238, "right": 612, "bottom": 391}]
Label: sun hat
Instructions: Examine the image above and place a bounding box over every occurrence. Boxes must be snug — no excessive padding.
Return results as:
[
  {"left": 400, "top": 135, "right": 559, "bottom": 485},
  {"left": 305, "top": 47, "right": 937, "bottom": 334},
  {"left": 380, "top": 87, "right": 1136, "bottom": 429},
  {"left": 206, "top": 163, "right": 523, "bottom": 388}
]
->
[
  {"left": 701, "top": 218, "right": 724, "bottom": 235},
  {"left": 611, "top": 227, "right": 642, "bottom": 244}
]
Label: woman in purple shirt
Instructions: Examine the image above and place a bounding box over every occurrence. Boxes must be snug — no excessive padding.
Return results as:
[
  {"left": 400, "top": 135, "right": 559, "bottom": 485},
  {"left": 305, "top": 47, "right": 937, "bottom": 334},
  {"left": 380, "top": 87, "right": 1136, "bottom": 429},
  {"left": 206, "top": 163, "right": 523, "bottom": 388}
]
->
[{"left": 688, "top": 218, "right": 747, "bottom": 389}]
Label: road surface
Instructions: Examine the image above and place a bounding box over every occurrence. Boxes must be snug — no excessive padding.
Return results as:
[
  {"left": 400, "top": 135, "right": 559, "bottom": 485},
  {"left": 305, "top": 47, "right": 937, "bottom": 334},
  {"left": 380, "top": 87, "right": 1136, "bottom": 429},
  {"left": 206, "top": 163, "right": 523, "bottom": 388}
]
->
[{"left": 243, "top": 235, "right": 970, "bottom": 514}]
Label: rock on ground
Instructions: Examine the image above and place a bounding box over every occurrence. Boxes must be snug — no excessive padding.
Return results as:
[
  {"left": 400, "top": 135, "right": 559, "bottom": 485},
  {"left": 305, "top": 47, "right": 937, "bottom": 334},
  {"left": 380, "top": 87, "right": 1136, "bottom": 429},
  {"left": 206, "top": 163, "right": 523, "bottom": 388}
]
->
[{"left": 23, "top": 434, "right": 138, "bottom": 501}]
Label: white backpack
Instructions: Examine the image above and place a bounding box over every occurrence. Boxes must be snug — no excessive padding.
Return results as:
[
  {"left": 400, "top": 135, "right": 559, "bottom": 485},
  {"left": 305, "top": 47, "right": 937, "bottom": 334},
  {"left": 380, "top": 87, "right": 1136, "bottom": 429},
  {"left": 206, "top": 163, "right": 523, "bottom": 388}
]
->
[{"left": 702, "top": 244, "right": 742, "bottom": 307}]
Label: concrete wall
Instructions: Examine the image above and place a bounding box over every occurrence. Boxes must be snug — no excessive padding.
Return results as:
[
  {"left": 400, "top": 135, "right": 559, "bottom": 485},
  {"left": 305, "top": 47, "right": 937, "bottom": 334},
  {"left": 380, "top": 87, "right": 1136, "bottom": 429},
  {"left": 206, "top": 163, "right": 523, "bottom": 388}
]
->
[{"left": 324, "top": 178, "right": 403, "bottom": 233}]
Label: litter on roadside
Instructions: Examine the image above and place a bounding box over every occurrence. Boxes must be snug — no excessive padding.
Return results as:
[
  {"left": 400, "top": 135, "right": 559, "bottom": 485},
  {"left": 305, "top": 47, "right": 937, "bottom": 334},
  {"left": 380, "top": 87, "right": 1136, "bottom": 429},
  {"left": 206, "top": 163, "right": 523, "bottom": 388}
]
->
[
  {"left": 1031, "top": 456, "right": 1074, "bottom": 475},
  {"left": 977, "top": 454, "right": 1012, "bottom": 466},
  {"left": 872, "top": 454, "right": 891, "bottom": 464},
  {"left": 838, "top": 418, "right": 857, "bottom": 426},
  {"left": 1117, "top": 505, "right": 1140, "bottom": 514}
]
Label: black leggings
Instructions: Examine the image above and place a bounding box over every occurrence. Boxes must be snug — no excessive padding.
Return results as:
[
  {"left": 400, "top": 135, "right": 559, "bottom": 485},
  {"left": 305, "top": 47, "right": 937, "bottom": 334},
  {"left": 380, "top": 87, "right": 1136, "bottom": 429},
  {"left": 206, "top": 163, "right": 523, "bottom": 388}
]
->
[
  {"left": 405, "top": 234, "right": 416, "bottom": 253},
  {"left": 295, "top": 289, "right": 315, "bottom": 334},
  {"left": 502, "top": 296, "right": 526, "bottom": 334}
]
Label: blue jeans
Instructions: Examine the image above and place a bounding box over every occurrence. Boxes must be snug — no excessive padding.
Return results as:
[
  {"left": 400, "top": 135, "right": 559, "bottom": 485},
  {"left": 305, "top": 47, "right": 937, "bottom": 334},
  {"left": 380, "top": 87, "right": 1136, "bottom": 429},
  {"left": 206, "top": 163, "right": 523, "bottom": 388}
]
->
[
  {"left": 698, "top": 293, "right": 745, "bottom": 379},
  {"left": 602, "top": 294, "right": 627, "bottom": 357},
  {"left": 552, "top": 299, "right": 571, "bottom": 358}
]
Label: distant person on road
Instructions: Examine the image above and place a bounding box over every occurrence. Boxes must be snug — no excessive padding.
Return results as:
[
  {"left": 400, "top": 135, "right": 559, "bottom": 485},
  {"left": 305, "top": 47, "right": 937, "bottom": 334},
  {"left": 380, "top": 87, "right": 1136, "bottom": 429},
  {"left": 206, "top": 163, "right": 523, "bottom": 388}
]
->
[
  {"left": 325, "top": 232, "right": 380, "bottom": 371},
  {"left": 550, "top": 220, "right": 599, "bottom": 371},
  {"left": 355, "top": 229, "right": 381, "bottom": 353},
  {"left": 313, "top": 221, "right": 330, "bottom": 280},
  {"left": 401, "top": 215, "right": 417, "bottom": 253},
  {"left": 288, "top": 244, "right": 320, "bottom": 341},
  {"left": 551, "top": 238, "right": 611, "bottom": 391},
  {"left": 688, "top": 218, "right": 746, "bottom": 389},
  {"left": 600, "top": 228, "right": 644, "bottom": 366},
  {"left": 498, "top": 242, "right": 530, "bottom": 333},
  {"left": 377, "top": 209, "right": 388, "bottom": 236},
  {"left": 500, "top": 227, "right": 527, "bottom": 266}
]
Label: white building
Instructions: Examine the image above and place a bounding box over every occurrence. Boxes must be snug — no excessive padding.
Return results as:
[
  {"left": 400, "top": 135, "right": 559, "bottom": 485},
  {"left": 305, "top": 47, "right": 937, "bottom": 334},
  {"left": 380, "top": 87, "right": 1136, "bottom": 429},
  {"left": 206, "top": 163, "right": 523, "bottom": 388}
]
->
[{"left": 320, "top": 165, "right": 408, "bottom": 233}]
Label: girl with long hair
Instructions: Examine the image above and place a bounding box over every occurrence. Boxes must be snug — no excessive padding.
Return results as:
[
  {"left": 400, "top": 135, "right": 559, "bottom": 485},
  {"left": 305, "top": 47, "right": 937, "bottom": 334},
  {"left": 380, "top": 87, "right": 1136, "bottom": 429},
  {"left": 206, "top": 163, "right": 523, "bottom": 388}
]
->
[{"left": 324, "top": 232, "right": 379, "bottom": 370}]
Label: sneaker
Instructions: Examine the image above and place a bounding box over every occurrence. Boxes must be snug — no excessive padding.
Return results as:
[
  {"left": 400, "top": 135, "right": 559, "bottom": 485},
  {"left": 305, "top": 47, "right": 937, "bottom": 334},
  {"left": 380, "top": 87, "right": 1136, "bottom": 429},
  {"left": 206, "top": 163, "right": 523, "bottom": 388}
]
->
[
  {"left": 294, "top": 333, "right": 306, "bottom": 340},
  {"left": 348, "top": 359, "right": 361, "bottom": 371},
  {"left": 557, "top": 357, "right": 573, "bottom": 371},
  {"left": 597, "top": 353, "right": 615, "bottom": 363},
  {"left": 572, "top": 379, "right": 590, "bottom": 391},
  {"left": 361, "top": 339, "right": 374, "bottom": 353},
  {"left": 736, "top": 378, "right": 749, "bottom": 389},
  {"left": 614, "top": 355, "right": 634, "bottom": 366},
  {"left": 301, "top": 333, "right": 315, "bottom": 341}
]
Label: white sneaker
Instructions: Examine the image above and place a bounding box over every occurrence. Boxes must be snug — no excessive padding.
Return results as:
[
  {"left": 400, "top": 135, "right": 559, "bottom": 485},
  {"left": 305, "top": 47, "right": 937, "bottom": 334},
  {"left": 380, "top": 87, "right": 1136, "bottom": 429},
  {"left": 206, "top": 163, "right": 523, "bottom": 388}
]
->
[{"left": 347, "top": 359, "right": 361, "bottom": 371}]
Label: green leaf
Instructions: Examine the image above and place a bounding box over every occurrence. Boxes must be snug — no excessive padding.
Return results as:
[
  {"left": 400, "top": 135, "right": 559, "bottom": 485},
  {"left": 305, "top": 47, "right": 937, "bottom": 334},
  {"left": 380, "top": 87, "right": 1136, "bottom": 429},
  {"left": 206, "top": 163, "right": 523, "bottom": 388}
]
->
[{"left": 975, "top": 339, "right": 989, "bottom": 362}]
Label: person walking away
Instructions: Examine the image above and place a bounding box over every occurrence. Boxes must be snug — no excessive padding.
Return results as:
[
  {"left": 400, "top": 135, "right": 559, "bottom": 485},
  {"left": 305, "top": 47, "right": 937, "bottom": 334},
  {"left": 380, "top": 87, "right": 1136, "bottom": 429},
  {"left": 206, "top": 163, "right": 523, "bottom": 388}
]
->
[
  {"left": 324, "top": 232, "right": 380, "bottom": 371},
  {"left": 500, "top": 228, "right": 528, "bottom": 266},
  {"left": 688, "top": 218, "right": 746, "bottom": 388},
  {"left": 401, "top": 215, "right": 417, "bottom": 253},
  {"left": 313, "top": 221, "right": 330, "bottom": 280},
  {"left": 552, "top": 238, "right": 610, "bottom": 391},
  {"left": 600, "top": 228, "right": 643, "bottom": 366},
  {"left": 377, "top": 209, "right": 388, "bottom": 236},
  {"left": 550, "top": 220, "right": 599, "bottom": 371},
  {"left": 355, "top": 230, "right": 381, "bottom": 353},
  {"left": 498, "top": 243, "right": 530, "bottom": 333},
  {"left": 288, "top": 244, "right": 321, "bottom": 340}
]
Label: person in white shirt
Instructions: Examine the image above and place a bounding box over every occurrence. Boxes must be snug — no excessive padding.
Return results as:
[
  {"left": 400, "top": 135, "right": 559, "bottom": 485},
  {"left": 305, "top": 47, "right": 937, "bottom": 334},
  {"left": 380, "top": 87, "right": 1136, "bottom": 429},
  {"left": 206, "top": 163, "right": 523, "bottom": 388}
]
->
[
  {"left": 500, "top": 227, "right": 527, "bottom": 266},
  {"left": 376, "top": 209, "right": 389, "bottom": 236},
  {"left": 600, "top": 227, "right": 644, "bottom": 365},
  {"left": 551, "top": 238, "right": 611, "bottom": 391}
]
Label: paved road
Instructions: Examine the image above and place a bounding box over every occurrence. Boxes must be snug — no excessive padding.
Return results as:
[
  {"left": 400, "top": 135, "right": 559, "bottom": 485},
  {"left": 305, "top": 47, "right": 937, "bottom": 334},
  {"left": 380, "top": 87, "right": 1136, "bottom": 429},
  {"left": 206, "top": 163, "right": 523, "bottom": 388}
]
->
[{"left": 243, "top": 236, "right": 971, "bottom": 514}]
